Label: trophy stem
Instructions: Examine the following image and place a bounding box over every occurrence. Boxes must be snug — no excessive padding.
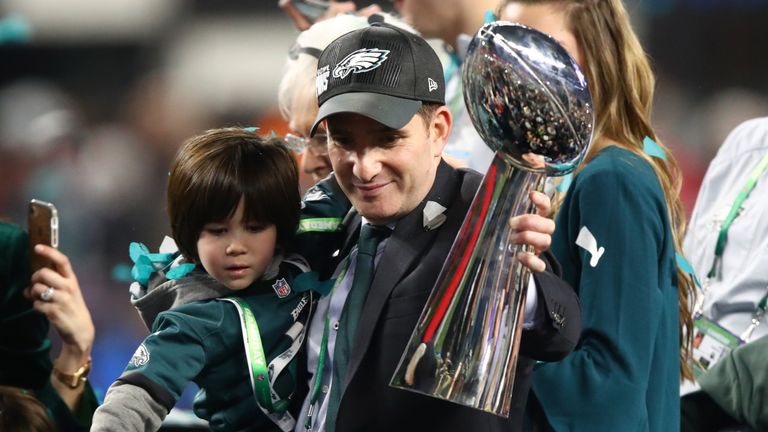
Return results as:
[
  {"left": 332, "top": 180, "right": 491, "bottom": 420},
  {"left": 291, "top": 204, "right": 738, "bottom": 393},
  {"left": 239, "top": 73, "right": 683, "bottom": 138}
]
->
[{"left": 391, "top": 152, "right": 544, "bottom": 416}]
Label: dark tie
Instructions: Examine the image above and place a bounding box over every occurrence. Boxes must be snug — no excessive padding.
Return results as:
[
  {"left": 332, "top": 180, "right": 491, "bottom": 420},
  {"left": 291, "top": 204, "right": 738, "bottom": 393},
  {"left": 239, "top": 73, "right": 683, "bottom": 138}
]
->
[{"left": 327, "top": 223, "right": 391, "bottom": 431}]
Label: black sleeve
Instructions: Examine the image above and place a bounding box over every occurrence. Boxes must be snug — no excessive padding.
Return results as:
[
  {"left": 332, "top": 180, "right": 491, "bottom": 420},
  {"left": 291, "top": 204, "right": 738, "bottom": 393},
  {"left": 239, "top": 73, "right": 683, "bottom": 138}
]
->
[
  {"left": 290, "top": 176, "right": 351, "bottom": 276},
  {"left": 520, "top": 250, "right": 581, "bottom": 361}
]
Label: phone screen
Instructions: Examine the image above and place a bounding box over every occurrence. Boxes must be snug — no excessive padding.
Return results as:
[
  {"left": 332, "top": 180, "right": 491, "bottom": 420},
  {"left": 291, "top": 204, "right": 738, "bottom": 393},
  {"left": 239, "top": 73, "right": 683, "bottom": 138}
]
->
[{"left": 28, "top": 199, "right": 59, "bottom": 273}]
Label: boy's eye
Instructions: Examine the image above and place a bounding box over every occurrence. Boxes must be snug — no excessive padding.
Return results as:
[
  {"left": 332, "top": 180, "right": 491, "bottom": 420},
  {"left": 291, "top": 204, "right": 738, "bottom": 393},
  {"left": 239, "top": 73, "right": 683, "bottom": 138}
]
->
[
  {"left": 204, "top": 226, "right": 227, "bottom": 235},
  {"left": 246, "top": 224, "right": 266, "bottom": 233}
]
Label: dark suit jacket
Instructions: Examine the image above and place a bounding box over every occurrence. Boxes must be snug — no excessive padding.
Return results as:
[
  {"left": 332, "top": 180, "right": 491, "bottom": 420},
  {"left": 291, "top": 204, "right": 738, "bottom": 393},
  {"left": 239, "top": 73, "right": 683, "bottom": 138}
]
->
[{"left": 328, "top": 161, "right": 581, "bottom": 432}]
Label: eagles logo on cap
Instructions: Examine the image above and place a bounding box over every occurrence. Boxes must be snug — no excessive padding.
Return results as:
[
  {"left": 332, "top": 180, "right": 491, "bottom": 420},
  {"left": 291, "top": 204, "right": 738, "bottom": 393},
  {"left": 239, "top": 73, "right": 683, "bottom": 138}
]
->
[
  {"left": 332, "top": 48, "right": 390, "bottom": 79},
  {"left": 310, "top": 22, "right": 446, "bottom": 136}
]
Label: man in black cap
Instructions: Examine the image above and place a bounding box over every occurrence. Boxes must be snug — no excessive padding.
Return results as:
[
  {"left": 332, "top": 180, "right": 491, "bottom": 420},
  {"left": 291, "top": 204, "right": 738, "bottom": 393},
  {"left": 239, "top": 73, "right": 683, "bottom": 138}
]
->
[{"left": 296, "top": 22, "right": 580, "bottom": 432}]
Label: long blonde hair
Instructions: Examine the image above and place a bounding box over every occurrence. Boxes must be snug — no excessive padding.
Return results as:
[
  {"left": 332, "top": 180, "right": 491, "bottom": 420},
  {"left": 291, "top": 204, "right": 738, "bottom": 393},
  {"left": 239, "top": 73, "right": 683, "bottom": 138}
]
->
[{"left": 500, "top": 0, "right": 695, "bottom": 381}]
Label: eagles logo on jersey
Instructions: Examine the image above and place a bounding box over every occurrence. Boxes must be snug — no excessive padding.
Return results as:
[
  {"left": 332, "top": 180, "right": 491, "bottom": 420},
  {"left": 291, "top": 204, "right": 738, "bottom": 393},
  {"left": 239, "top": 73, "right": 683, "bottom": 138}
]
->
[
  {"left": 333, "top": 48, "right": 390, "bottom": 80},
  {"left": 130, "top": 343, "right": 150, "bottom": 367}
]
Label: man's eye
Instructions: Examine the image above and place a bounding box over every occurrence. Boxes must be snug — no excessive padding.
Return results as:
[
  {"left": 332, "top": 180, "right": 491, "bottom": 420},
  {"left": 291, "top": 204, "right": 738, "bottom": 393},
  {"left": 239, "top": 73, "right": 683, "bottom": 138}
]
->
[
  {"left": 382, "top": 135, "right": 401, "bottom": 146},
  {"left": 329, "top": 137, "right": 352, "bottom": 149}
]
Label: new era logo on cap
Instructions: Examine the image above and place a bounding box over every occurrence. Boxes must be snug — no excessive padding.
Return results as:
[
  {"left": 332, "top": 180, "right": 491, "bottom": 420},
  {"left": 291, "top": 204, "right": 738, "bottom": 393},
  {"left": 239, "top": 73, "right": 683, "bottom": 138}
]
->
[
  {"left": 428, "top": 77, "right": 438, "bottom": 92},
  {"left": 310, "top": 22, "right": 446, "bottom": 135}
]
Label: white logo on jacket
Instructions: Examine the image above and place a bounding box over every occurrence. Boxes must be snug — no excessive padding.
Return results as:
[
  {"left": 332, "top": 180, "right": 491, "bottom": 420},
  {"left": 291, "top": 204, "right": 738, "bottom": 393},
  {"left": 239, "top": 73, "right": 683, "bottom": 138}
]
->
[
  {"left": 130, "top": 344, "right": 150, "bottom": 367},
  {"left": 332, "top": 48, "right": 390, "bottom": 79},
  {"left": 576, "top": 226, "right": 605, "bottom": 267}
]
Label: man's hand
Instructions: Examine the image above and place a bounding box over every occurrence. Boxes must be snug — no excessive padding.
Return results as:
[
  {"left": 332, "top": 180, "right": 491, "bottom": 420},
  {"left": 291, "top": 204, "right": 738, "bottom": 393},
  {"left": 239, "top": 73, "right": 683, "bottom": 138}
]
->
[
  {"left": 279, "top": 1, "right": 382, "bottom": 31},
  {"left": 509, "top": 191, "right": 555, "bottom": 273}
]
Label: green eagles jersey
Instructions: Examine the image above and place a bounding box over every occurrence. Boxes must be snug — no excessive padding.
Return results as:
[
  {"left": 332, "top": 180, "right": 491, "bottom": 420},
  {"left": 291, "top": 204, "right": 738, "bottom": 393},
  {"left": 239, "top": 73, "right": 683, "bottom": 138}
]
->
[{"left": 119, "top": 262, "right": 310, "bottom": 432}]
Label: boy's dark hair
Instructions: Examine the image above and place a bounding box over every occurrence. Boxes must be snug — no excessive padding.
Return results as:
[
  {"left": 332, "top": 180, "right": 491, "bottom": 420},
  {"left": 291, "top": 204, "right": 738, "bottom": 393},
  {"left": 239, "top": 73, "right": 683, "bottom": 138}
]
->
[{"left": 167, "top": 128, "right": 300, "bottom": 262}]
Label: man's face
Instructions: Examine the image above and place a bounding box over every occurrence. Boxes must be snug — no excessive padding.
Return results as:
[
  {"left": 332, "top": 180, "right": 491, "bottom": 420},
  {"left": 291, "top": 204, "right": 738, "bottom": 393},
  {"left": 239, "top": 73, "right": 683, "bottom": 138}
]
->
[
  {"left": 289, "top": 96, "right": 333, "bottom": 183},
  {"left": 326, "top": 111, "right": 446, "bottom": 225},
  {"left": 392, "top": 0, "right": 460, "bottom": 40}
]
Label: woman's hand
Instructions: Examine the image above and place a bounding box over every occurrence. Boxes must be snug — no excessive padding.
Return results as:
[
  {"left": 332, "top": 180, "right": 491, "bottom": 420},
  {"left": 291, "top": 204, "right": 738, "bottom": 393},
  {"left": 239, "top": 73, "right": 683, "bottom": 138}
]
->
[
  {"left": 26, "top": 244, "right": 95, "bottom": 357},
  {"left": 509, "top": 191, "right": 555, "bottom": 273},
  {"left": 25, "top": 245, "right": 95, "bottom": 409}
]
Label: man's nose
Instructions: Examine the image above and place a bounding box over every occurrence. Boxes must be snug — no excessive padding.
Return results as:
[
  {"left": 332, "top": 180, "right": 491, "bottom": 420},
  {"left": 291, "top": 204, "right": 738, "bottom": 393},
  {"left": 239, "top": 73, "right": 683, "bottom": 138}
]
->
[{"left": 352, "top": 149, "right": 381, "bottom": 182}]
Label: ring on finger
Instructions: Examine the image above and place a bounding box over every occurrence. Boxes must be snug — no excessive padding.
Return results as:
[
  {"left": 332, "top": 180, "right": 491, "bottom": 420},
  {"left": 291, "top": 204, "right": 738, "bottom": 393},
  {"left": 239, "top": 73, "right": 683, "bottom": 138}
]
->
[{"left": 40, "top": 286, "right": 54, "bottom": 302}]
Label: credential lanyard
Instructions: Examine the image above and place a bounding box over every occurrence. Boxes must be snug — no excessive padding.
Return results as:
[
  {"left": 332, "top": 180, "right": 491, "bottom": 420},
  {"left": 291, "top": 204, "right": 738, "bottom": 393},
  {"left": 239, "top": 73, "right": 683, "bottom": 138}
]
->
[
  {"left": 698, "top": 153, "right": 768, "bottom": 341},
  {"left": 221, "top": 296, "right": 296, "bottom": 432},
  {"left": 707, "top": 154, "right": 768, "bottom": 280},
  {"left": 304, "top": 260, "right": 349, "bottom": 430}
]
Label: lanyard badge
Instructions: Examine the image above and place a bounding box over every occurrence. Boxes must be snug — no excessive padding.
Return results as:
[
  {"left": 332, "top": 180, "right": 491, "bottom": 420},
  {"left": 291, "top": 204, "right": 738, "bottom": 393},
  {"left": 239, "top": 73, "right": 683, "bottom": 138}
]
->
[
  {"left": 689, "top": 154, "right": 768, "bottom": 379},
  {"left": 690, "top": 315, "right": 743, "bottom": 379}
]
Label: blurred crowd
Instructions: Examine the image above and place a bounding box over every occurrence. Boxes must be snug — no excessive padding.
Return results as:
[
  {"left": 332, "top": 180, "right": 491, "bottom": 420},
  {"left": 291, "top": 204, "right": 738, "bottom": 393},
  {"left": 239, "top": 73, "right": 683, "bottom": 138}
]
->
[{"left": 2, "top": 0, "right": 768, "bottom": 412}]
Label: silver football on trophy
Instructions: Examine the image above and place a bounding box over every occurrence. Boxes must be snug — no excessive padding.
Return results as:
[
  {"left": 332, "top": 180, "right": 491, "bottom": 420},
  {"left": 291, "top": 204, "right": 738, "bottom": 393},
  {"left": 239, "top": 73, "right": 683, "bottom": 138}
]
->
[{"left": 462, "top": 22, "right": 593, "bottom": 176}]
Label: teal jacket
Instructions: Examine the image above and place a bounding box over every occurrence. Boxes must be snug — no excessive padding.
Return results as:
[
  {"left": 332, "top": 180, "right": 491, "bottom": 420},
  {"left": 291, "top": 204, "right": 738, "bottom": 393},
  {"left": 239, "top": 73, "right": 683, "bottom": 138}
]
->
[
  {"left": 0, "top": 222, "right": 99, "bottom": 431},
  {"left": 532, "top": 147, "right": 680, "bottom": 431}
]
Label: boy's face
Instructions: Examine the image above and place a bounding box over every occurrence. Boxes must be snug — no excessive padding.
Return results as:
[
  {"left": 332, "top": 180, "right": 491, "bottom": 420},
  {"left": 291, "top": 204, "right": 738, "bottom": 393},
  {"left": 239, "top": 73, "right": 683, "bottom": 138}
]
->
[{"left": 196, "top": 197, "right": 277, "bottom": 290}]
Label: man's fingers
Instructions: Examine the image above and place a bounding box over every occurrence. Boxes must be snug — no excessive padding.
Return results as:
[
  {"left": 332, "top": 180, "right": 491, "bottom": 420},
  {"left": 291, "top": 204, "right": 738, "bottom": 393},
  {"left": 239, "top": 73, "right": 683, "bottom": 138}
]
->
[
  {"left": 511, "top": 231, "right": 551, "bottom": 254},
  {"left": 517, "top": 252, "right": 546, "bottom": 273},
  {"left": 530, "top": 191, "right": 552, "bottom": 218},
  {"left": 357, "top": 4, "right": 383, "bottom": 17},
  {"left": 509, "top": 214, "right": 555, "bottom": 236}
]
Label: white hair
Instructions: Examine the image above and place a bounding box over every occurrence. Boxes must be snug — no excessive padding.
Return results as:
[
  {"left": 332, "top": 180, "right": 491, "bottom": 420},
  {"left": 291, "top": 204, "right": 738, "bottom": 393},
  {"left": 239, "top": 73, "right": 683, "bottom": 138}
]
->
[{"left": 277, "top": 13, "right": 418, "bottom": 123}]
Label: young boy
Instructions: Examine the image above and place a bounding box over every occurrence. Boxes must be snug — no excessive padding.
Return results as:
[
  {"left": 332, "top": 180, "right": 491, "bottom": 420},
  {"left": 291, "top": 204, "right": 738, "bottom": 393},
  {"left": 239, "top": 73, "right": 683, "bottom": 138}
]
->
[{"left": 92, "top": 128, "right": 317, "bottom": 432}]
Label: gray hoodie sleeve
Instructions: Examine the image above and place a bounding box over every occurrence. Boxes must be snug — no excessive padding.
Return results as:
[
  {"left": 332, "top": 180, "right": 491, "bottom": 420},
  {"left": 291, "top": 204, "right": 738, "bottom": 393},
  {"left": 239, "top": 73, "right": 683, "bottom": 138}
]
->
[{"left": 91, "top": 381, "right": 168, "bottom": 432}]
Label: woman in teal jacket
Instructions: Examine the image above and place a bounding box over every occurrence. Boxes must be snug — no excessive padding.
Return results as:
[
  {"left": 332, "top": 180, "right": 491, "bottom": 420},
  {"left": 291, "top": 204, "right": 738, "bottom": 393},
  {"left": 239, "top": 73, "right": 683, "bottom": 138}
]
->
[{"left": 499, "top": 1, "right": 697, "bottom": 430}]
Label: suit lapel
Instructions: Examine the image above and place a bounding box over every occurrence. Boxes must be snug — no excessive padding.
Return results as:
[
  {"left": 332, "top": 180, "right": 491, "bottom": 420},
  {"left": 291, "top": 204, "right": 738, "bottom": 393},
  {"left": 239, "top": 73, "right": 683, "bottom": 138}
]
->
[{"left": 344, "top": 160, "right": 462, "bottom": 387}]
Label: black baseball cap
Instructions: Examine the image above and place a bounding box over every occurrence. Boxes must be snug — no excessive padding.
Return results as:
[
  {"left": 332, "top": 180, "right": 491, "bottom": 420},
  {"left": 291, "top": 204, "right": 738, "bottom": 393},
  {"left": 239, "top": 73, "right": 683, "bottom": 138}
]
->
[{"left": 310, "top": 22, "right": 446, "bottom": 136}]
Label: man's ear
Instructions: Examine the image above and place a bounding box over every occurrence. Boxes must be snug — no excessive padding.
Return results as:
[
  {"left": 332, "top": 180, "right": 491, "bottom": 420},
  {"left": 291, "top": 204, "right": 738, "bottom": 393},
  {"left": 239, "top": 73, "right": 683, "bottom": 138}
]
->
[{"left": 429, "top": 105, "right": 452, "bottom": 156}]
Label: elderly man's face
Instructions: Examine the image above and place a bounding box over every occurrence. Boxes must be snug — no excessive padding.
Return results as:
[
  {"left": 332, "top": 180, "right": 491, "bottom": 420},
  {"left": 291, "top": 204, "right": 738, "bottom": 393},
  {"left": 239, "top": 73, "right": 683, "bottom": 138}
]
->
[{"left": 289, "top": 97, "right": 332, "bottom": 183}]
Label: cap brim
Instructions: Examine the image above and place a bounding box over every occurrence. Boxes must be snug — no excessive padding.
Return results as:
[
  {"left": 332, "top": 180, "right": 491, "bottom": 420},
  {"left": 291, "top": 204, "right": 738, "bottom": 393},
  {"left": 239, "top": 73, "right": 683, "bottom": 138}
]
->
[{"left": 310, "top": 92, "right": 422, "bottom": 136}]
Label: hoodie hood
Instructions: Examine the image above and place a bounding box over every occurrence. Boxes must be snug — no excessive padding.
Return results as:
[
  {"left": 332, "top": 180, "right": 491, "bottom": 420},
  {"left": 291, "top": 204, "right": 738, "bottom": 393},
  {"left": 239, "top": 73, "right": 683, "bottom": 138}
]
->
[{"left": 131, "top": 270, "right": 232, "bottom": 331}]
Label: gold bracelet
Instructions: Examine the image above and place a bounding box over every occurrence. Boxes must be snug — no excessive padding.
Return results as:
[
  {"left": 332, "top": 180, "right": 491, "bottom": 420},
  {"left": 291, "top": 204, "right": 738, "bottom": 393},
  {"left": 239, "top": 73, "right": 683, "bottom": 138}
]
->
[{"left": 52, "top": 357, "right": 92, "bottom": 389}]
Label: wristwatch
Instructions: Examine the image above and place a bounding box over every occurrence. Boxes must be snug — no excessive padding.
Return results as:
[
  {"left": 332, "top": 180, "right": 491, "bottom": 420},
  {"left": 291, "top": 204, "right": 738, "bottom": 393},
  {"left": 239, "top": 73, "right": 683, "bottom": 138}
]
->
[{"left": 53, "top": 357, "right": 92, "bottom": 389}]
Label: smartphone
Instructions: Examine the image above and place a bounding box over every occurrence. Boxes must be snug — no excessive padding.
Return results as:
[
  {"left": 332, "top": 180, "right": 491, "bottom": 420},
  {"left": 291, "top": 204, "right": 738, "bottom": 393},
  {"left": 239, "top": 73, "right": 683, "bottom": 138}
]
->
[{"left": 28, "top": 199, "right": 59, "bottom": 273}]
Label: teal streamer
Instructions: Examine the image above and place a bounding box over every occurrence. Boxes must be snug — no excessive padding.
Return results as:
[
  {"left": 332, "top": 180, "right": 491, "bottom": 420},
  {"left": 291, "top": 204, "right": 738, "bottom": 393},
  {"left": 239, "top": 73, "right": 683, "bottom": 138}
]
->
[
  {"left": 676, "top": 253, "right": 701, "bottom": 289},
  {"left": 556, "top": 173, "right": 573, "bottom": 193},
  {"left": 643, "top": 136, "right": 667, "bottom": 161},
  {"left": 292, "top": 272, "right": 334, "bottom": 295}
]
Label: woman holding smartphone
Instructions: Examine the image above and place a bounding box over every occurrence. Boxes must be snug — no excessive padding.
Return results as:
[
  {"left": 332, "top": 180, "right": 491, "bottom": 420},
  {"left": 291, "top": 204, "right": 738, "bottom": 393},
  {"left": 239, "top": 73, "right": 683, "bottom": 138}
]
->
[{"left": 0, "top": 219, "right": 98, "bottom": 431}]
